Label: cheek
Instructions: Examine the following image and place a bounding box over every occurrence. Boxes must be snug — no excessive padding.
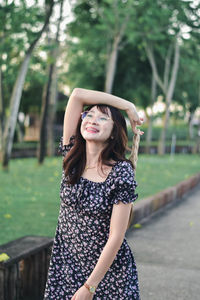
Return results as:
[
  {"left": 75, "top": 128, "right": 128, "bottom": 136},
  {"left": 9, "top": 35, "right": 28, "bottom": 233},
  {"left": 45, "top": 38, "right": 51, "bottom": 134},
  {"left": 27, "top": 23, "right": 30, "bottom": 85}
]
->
[{"left": 102, "top": 124, "right": 113, "bottom": 138}]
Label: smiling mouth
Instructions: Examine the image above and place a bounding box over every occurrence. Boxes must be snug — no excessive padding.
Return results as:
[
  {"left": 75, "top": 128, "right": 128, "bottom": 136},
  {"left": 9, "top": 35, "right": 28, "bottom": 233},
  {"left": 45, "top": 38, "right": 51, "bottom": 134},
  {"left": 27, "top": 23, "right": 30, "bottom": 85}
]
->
[{"left": 86, "top": 127, "right": 99, "bottom": 133}]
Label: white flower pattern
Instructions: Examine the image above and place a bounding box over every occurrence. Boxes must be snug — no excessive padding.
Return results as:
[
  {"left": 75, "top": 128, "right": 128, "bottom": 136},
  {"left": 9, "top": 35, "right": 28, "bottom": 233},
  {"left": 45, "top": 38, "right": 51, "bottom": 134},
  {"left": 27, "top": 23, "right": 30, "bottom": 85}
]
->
[{"left": 43, "top": 136, "right": 140, "bottom": 300}]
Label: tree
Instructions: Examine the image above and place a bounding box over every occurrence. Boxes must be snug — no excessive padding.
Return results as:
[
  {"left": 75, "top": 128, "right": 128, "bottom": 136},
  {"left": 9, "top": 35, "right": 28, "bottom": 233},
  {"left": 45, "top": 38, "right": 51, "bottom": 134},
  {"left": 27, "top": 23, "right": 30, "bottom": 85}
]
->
[
  {"left": 145, "top": 35, "right": 180, "bottom": 154},
  {"left": 174, "top": 37, "right": 200, "bottom": 142},
  {"left": 38, "top": 0, "right": 64, "bottom": 164},
  {"left": 0, "top": 67, "right": 4, "bottom": 153},
  {"left": 1, "top": 0, "right": 54, "bottom": 169},
  {"left": 135, "top": 0, "right": 200, "bottom": 154}
]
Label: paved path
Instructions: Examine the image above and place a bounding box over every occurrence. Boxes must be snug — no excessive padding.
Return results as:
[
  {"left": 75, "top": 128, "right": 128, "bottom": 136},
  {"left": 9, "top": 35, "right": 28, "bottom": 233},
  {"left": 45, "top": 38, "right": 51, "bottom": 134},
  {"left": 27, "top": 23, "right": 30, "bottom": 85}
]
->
[{"left": 126, "top": 184, "right": 200, "bottom": 300}]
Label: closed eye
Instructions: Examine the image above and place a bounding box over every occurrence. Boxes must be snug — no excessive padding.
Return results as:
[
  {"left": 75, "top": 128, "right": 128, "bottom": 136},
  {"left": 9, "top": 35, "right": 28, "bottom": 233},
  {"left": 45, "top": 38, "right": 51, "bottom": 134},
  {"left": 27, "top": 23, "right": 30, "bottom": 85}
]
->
[
  {"left": 87, "top": 113, "right": 93, "bottom": 118},
  {"left": 99, "top": 117, "right": 108, "bottom": 121}
]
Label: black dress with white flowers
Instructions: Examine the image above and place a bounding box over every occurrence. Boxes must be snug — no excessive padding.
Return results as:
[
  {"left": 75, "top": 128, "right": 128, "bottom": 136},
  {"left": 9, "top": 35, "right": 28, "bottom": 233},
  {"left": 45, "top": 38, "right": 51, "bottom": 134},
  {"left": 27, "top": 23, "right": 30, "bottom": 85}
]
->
[{"left": 43, "top": 136, "right": 140, "bottom": 300}]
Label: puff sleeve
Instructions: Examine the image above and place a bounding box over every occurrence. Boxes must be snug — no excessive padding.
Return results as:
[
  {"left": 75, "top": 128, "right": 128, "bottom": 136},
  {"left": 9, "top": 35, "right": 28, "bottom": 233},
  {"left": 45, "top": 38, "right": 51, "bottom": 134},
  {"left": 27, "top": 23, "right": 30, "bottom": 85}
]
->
[
  {"left": 58, "top": 135, "right": 75, "bottom": 157},
  {"left": 111, "top": 161, "right": 138, "bottom": 205}
]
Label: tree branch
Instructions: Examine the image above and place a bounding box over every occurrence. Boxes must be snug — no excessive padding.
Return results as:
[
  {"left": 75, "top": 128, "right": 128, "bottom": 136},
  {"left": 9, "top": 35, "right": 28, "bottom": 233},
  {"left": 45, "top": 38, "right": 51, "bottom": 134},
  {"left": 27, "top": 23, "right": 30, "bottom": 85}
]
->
[
  {"left": 163, "top": 42, "right": 173, "bottom": 91},
  {"left": 144, "top": 42, "right": 165, "bottom": 93},
  {"left": 55, "top": 0, "right": 64, "bottom": 42},
  {"left": 28, "top": 0, "right": 54, "bottom": 54},
  {"left": 166, "top": 36, "right": 180, "bottom": 101}
]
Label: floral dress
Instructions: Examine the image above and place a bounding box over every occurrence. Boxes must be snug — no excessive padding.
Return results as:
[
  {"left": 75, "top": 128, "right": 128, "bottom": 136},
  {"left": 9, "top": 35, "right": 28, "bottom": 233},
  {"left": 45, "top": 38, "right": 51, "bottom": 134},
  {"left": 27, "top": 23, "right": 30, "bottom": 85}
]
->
[{"left": 43, "top": 136, "right": 140, "bottom": 300}]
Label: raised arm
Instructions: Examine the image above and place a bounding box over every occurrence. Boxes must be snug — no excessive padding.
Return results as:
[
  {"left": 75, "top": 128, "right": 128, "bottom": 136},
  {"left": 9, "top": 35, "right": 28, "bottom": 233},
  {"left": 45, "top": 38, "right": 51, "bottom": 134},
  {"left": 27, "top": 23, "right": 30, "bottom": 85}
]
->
[{"left": 63, "top": 88, "right": 143, "bottom": 145}]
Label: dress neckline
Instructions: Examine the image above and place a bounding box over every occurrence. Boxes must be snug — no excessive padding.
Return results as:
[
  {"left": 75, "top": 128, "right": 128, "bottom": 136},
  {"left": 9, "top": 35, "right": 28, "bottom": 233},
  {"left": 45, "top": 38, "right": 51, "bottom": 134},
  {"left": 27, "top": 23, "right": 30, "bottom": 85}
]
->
[{"left": 80, "top": 160, "right": 120, "bottom": 184}]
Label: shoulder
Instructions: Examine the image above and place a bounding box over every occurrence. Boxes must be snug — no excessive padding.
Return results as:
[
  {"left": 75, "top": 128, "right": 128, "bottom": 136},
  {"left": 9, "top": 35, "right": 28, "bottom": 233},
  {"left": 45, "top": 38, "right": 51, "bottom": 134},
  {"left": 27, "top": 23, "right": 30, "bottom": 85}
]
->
[
  {"left": 114, "top": 160, "right": 135, "bottom": 184},
  {"left": 110, "top": 160, "right": 138, "bottom": 204},
  {"left": 116, "top": 160, "right": 135, "bottom": 176}
]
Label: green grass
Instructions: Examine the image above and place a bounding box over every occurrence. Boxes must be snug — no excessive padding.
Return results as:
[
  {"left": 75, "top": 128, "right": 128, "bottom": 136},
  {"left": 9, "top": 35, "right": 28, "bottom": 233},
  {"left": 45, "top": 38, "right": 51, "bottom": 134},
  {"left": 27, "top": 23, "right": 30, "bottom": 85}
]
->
[
  {"left": 0, "top": 157, "right": 62, "bottom": 245},
  {"left": 0, "top": 154, "right": 199, "bottom": 245},
  {"left": 135, "top": 154, "right": 200, "bottom": 200}
]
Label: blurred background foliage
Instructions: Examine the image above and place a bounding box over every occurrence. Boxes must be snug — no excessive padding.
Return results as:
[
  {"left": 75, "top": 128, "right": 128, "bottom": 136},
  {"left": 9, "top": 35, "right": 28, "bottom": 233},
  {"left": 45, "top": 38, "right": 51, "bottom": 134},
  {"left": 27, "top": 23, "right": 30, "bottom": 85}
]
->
[{"left": 0, "top": 0, "right": 200, "bottom": 162}]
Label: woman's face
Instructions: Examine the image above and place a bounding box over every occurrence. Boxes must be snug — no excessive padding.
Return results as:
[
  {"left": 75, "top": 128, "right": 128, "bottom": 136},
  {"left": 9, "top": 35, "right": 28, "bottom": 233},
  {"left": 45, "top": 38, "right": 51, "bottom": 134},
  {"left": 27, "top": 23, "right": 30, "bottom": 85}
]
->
[{"left": 80, "top": 106, "right": 114, "bottom": 144}]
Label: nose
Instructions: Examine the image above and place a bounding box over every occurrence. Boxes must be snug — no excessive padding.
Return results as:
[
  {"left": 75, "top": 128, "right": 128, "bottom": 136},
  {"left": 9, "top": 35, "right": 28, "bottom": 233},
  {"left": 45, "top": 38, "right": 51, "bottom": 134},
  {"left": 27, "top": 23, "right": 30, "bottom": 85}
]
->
[
  {"left": 88, "top": 120, "right": 98, "bottom": 125},
  {"left": 88, "top": 115, "right": 99, "bottom": 124}
]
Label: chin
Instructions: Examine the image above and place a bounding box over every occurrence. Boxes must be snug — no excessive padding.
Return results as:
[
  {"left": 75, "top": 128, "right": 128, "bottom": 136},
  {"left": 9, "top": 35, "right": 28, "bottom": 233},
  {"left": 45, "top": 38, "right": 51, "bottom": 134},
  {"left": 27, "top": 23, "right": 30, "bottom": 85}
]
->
[{"left": 84, "top": 136, "right": 107, "bottom": 143}]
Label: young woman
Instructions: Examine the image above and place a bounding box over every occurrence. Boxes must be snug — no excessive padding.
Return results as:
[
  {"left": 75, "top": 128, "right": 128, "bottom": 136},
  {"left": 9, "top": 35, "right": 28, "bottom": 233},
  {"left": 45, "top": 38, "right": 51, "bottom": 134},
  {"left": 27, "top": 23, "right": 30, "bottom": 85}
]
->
[{"left": 44, "top": 88, "right": 144, "bottom": 300}]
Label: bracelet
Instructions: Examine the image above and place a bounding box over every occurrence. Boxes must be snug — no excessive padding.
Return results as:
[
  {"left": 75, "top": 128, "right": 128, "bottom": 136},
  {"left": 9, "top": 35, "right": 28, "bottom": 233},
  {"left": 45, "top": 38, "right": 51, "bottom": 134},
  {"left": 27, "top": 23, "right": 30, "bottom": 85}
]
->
[{"left": 84, "top": 282, "right": 96, "bottom": 294}]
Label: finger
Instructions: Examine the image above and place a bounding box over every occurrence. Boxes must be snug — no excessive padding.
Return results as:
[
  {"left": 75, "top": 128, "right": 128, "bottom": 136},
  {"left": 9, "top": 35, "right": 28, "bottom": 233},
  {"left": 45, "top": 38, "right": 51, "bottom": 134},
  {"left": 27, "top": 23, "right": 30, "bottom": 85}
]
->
[
  {"left": 130, "top": 118, "right": 143, "bottom": 127},
  {"left": 133, "top": 128, "right": 144, "bottom": 135},
  {"left": 131, "top": 120, "right": 140, "bottom": 131},
  {"left": 137, "top": 119, "right": 144, "bottom": 125},
  {"left": 130, "top": 119, "right": 138, "bottom": 129}
]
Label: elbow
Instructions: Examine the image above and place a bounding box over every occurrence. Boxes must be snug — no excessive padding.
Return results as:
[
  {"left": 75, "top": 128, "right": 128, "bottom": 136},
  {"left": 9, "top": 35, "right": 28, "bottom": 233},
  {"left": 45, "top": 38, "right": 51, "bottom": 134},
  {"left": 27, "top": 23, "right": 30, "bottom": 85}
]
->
[
  {"left": 66, "top": 88, "right": 82, "bottom": 108},
  {"left": 71, "top": 87, "right": 84, "bottom": 99}
]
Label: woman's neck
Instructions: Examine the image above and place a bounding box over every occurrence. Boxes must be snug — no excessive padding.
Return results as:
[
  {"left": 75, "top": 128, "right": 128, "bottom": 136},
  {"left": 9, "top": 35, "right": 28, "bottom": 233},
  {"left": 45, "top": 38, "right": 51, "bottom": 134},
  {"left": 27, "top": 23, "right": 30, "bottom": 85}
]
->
[{"left": 85, "top": 141, "right": 105, "bottom": 166}]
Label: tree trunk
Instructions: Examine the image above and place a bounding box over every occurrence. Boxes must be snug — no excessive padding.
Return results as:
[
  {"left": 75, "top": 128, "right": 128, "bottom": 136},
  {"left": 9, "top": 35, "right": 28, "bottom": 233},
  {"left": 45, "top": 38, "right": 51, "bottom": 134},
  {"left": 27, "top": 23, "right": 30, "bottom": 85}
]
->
[
  {"left": 2, "top": 53, "right": 31, "bottom": 168},
  {"left": 144, "top": 37, "right": 180, "bottom": 155},
  {"left": 144, "top": 43, "right": 165, "bottom": 93},
  {"left": 104, "top": 34, "right": 121, "bottom": 93},
  {"left": 158, "top": 100, "right": 170, "bottom": 155},
  {"left": 47, "top": 0, "right": 63, "bottom": 157},
  {"left": 158, "top": 38, "right": 180, "bottom": 155},
  {"left": 145, "top": 72, "right": 156, "bottom": 154},
  {"left": 0, "top": 67, "right": 5, "bottom": 156},
  {"left": 37, "top": 64, "right": 54, "bottom": 164},
  {"left": 46, "top": 60, "right": 58, "bottom": 157},
  {"left": 104, "top": 8, "right": 130, "bottom": 94},
  {"left": 163, "top": 43, "right": 173, "bottom": 92},
  {"left": 16, "top": 120, "right": 24, "bottom": 143},
  {"left": 1, "top": 1, "right": 54, "bottom": 169},
  {"left": 188, "top": 111, "right": 194, "bottom": 140},
  {"left": 145, "top": 114, "right": 153, "bottom": 154}
]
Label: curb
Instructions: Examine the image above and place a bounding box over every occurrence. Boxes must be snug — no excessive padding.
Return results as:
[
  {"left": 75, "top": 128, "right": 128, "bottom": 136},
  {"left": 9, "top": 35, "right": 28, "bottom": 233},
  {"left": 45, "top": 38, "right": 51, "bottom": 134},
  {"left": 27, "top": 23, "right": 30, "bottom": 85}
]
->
[{"left": 130, "top": 172, "right": 200, "bottom": 227}]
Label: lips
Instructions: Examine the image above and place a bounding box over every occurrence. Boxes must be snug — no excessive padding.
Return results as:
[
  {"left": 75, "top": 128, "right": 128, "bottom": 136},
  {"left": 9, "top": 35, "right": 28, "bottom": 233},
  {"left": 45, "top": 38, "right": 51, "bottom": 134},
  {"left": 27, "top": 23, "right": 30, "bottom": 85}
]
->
[{"left": 86, "top": 127, "right": 99, "bottom": 133}]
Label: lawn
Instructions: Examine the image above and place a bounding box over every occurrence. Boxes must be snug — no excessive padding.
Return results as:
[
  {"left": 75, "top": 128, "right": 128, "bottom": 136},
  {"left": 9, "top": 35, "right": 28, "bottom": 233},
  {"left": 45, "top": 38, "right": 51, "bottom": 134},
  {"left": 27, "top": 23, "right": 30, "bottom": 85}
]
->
[{"left": 0, "top": 154, "right": 199, "bottom": 245}]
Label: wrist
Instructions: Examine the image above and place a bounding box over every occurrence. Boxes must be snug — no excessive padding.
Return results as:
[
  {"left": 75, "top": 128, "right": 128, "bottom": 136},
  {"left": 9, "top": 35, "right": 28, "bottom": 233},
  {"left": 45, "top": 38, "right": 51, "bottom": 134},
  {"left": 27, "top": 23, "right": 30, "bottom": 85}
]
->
[
  {"left": 126, "top": 102, "right": 139, "bottom": 121},
  {"left": 86, "top": 278, "right": 99, "bottom": 287},
  {"left": 126, "top": 101, "right": 136, "bottom": 113},
  {"left": 84, "top": 282, "right": 97, "bottom": 294},
  {"left": 125, "top": 100, "right": 134, "bottom": 113}
]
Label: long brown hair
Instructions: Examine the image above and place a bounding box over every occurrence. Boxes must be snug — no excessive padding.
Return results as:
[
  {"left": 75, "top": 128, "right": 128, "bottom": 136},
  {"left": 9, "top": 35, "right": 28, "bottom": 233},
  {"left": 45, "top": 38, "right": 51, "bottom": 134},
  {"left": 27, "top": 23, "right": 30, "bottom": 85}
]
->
[{"left": 63, "top": 104, "right": 133, "bottom": 184}]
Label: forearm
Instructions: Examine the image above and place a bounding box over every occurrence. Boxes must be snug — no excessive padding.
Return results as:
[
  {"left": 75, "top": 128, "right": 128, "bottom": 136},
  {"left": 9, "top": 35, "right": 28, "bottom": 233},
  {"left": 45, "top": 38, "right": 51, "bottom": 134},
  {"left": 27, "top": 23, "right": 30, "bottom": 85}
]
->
[
  {"left": 72, "top": 88, "right": 134, "bottom": 113},
  {"left": 86, "top": 236, "right": 123, "bottom": 287}
]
